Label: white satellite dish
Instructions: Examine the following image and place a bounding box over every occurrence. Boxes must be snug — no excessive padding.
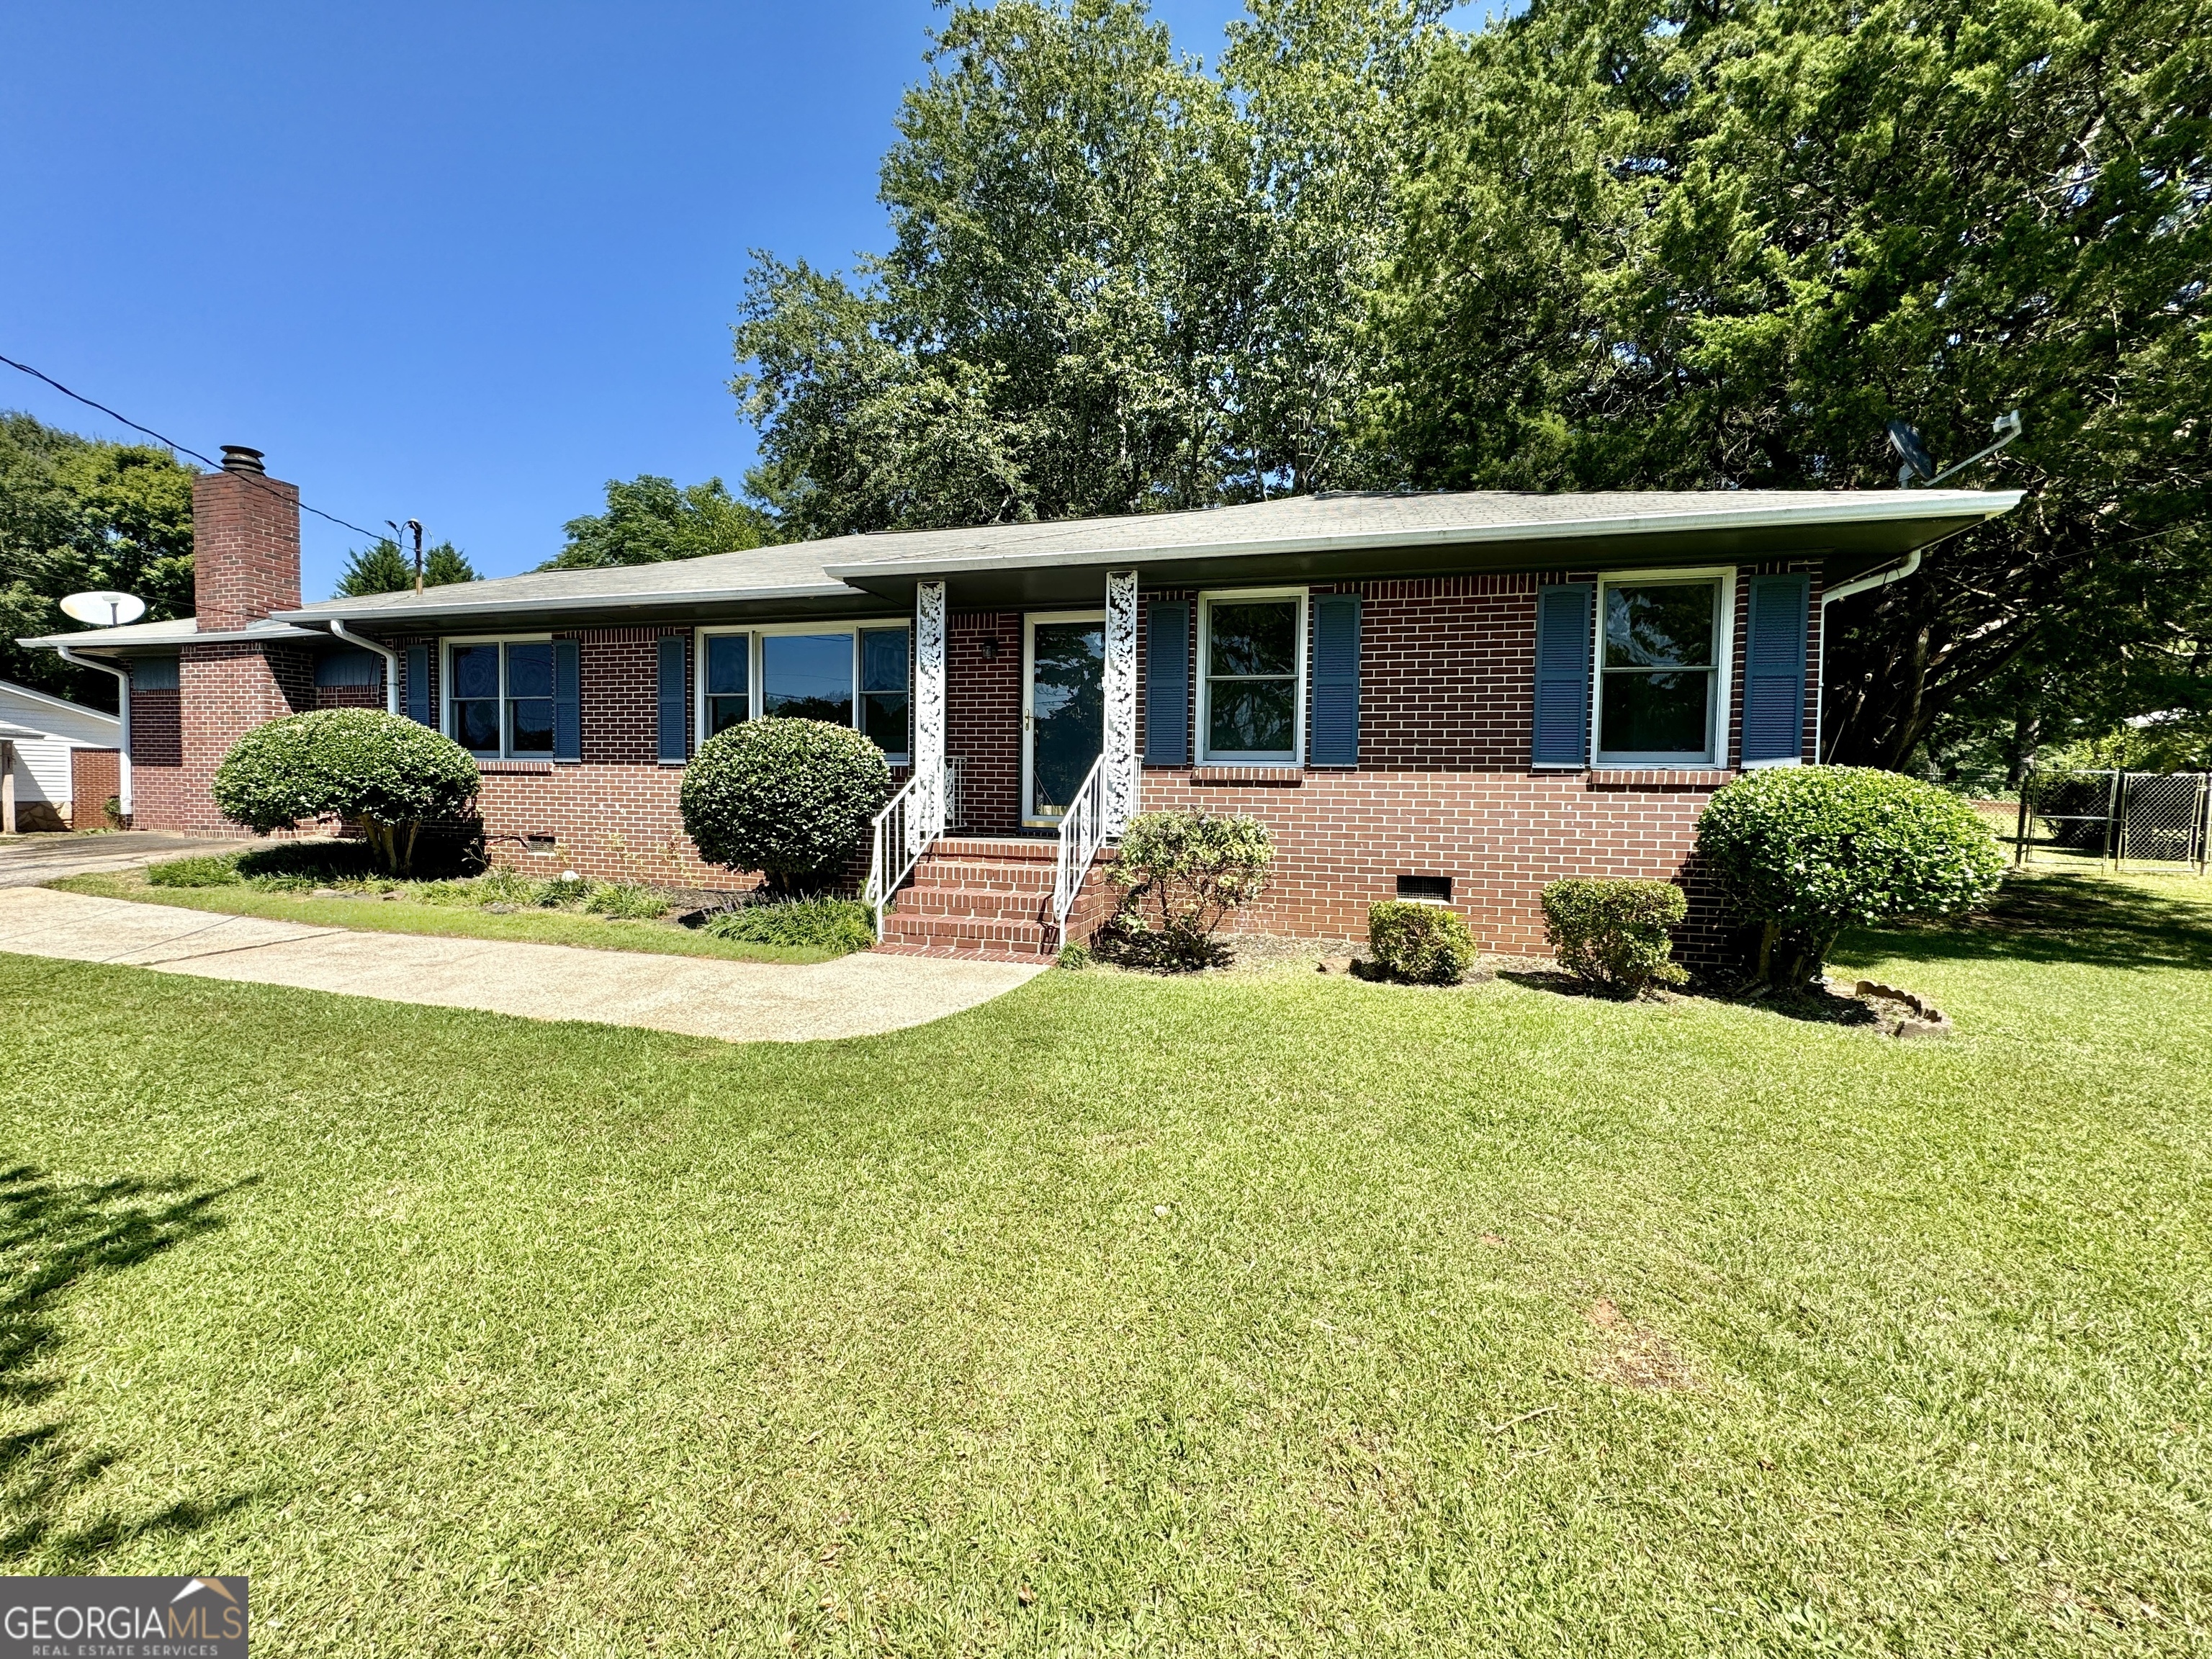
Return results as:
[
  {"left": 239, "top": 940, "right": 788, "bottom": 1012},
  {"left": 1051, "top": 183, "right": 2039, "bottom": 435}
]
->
[{"left": 60, "top": 590, "right": 146, "bottom": 627}]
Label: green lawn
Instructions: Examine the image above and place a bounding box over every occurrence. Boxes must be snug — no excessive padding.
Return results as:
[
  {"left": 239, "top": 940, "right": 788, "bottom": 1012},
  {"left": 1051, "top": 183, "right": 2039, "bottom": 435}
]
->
[
  {"left": 48, "top": 868, "right": 838, "bottom": 963},
  {"left": 3, "top": 872, "right": 2208, "bottom": 1655}
]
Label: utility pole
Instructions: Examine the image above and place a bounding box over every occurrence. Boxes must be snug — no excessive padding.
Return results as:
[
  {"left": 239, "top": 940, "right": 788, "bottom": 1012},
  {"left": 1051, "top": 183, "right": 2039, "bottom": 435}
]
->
[{"left": 406, "top": 519, "right": 424, "bottom": 595}]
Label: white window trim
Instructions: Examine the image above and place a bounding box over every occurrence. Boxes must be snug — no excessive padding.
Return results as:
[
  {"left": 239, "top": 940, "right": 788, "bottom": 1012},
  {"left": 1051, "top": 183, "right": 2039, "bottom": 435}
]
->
[
  {"left": 1020, "top": 609, "right": 1107, "bottom": 827},
  {"left": 1589, "top": 568, "right": 1737, "bottom": 770},
  {"left": 1197, "top": 587, "right": 1308, "bottom": 766},
  {"left": 691, "top": 620, "right": 912, "bottom": 764},
  {"left": 442, "top": 634, "right": 554, "bottom": 761}
]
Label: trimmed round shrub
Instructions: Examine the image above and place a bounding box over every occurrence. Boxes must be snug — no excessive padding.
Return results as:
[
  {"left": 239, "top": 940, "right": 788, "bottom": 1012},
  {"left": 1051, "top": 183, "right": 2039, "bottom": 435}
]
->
[
  {"left": 1696, "top": 766, "right": 2006, "bottom": 986},
  {"left": 1541, "top": 878, "right": 1689, "bottom": 995},
  {"left": 1107, "top": 810, "right": 1273, "bottom": 971},
  {"left": 678, "top": 718, "right": 890, "bottom": 889},
  {"left": 1366, "top": 899, "right": 1477, "bottom": 984},
  {"left": 211, "top": 710, "right": 479, "bottom": 875}
]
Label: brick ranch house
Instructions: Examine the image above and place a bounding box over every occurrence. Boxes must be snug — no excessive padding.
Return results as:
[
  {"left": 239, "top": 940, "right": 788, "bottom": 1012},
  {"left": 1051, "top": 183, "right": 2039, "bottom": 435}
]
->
[{"left": 24, "top": 444, "right": 2019, "bottom": 960}]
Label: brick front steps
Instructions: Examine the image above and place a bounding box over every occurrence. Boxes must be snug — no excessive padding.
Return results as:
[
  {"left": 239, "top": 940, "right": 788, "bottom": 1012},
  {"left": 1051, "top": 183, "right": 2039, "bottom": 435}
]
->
[{"left": 876, "top": 835, "right": 1115, "bottom": 960}]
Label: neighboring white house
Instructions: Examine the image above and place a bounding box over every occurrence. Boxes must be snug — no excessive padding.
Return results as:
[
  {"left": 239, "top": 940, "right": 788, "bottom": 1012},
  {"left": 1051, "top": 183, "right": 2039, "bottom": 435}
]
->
[{"left": 0, "top": 678, "right": 122, "bottom": 832}]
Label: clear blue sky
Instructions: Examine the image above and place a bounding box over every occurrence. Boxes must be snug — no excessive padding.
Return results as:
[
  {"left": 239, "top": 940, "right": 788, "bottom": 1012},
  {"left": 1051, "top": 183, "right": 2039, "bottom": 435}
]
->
[{"left": 1, "top": 1, "right": 1308, "bottom": 599}]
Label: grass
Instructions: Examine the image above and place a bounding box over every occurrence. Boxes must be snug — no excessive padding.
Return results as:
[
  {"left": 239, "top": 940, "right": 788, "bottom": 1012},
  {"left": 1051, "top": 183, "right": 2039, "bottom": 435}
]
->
[
  {"left": 1, "top": 869, "right": 2208, "bottom": 1654},
  {"left": 48, "top": 867, "right": 843, "bottom": 965}
]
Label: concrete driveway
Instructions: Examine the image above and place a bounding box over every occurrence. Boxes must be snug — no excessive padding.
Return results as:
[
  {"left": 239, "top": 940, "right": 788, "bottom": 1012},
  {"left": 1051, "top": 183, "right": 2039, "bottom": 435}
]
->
[
  {"left": 0, "top": 830, "right": 261, "bottom": 888},
  {"left": 0, "top": 886, "right": 1043, "bottom": 1043}
]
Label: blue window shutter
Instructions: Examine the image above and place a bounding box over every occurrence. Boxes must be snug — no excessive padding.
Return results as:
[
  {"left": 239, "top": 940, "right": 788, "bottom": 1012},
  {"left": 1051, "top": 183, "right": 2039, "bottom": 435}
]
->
[
  {"left": 1145, "top": 601, "right": 1190, "bottom": 765},
  {"left": 552, "top": 639, "right": 581, "bottom": 762},
  {"left": 1309, "top": 593, "right": 1361, "bottom": 766},
  {"left": 657, "top": 635, "right": 687, "bottom": 763},
  {"left": 405, "top": 645, "right": 431, "bottom": 726},
  {"left": 1740, "top": 573, "right": 1810, "bottom": 765},
  {"left": 1532, "top": 583, "right": 1593, "bottom": 768}
]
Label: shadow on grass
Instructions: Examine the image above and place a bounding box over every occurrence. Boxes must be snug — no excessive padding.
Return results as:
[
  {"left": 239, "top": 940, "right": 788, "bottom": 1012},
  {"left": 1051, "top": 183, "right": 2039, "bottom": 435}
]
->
[
  {"left": 0, "top": 1164, "right": 259, "bottom": 1567},
  {"left": 1838, "top": 871, "right": 2212, "bottom": 974}
]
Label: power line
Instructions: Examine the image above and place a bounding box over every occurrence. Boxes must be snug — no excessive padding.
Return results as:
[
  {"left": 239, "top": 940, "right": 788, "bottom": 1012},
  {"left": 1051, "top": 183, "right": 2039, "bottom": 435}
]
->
[{"left": 1, "top": 351, "right": 392, "bottom": 544}]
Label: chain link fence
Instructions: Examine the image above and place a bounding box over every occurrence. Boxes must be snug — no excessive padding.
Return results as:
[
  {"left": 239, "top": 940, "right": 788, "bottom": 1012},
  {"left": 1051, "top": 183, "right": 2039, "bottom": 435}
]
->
[{"left": 2013, "top": 768, "right": 2211, "bottom": 872}]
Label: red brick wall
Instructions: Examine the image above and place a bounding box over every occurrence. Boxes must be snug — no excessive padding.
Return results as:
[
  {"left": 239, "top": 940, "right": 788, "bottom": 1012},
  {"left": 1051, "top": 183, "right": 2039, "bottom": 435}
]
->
[
  {"left": 191, "top": 468, "right": 301, "bottom": 632},
  {"left": 70, "top": 748, "right": 121, "bottom": 829},
  {"left": 948, "top": 611, "right": 1022, "bottom": 832},
  {"left": 132, "top": 643, "right": 315, "bottom": 833},
  {"left": 314, "top": 683, "right": 385, "bottom": 711}
]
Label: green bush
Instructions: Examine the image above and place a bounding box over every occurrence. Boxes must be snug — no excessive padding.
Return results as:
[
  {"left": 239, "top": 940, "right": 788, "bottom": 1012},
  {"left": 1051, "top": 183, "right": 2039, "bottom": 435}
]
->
[
  {"left": 1106, "top": 810, "right": 1273, "bottom": 971},
  {"left": 1365, "top": 900, "right": 1477, "bottom": 984},
  {"left": 211, "top": 710, "right": 478, "bottom": 875},
  {"left": 145, "top": 854, "right": 243, "bottom": 888},
  {"left": 585, "top": 882, "right": 669, "bottom": 920},
  {"left": 701, "top": 896, "right": 876, "bottom": 955},
  {"left": 1696, "top": 765, "right": 2007, "bottom": 986},
  {"left": 679, "top": 718, "right": 889, "bottom": 890},
  {"left": 1541, "top": 878, "right": 1689, "bottom": 995}
]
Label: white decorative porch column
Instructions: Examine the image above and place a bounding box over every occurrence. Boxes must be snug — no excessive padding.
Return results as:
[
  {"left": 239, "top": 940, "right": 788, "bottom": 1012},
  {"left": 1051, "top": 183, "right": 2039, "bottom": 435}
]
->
[
  {"left": 914, "top": 580, "right": 947, "bottom": 834},
  {"left": 1103, "top": 569, "right": 1138, "bottom": 835}
]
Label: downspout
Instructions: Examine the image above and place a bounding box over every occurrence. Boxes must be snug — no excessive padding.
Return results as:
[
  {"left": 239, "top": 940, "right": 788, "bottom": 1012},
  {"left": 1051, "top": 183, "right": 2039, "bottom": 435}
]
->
[
  {"left": 329, "top": 619, "right": 401, "bottom": 715},
  {"left": 55, "top": 645, "right": 130, "bottom": 819},
  {"left": 1812, "top": 549, "right": 1922, "bottom": 765}
]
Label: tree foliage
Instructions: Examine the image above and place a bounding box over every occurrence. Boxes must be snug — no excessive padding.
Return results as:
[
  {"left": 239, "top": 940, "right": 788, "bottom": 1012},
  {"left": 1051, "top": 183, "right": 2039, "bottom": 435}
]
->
[
  {"left": 0, "top": 411, "right": 194, "bottom": 708},
  {"left": 539, "top": 475, "right": 777, "bottom": 571},
  {"left": 732, "top": 0, "right": 1444, "bottom": 539},
  {"left": 1368, "top": 0, "right": 2212, "bottom": 768},
  {"left": 336, "top": 538, "right": 478, "bottom": 597}
]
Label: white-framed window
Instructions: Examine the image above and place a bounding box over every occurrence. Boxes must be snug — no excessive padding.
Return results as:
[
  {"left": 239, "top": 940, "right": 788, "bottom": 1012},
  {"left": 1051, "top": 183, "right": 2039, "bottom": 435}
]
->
[
  {"left": 445, "top": 636, "right": 554, "bottom": 760},
  {"left": 1198, "top": 588, "right": 1307, "bottom": 764},
  {"left": 1592, "top": 570, "right": 1735, "bottom": 768},
  {"left": 693, "top": 621, "right": 912, "bottom": 764}
]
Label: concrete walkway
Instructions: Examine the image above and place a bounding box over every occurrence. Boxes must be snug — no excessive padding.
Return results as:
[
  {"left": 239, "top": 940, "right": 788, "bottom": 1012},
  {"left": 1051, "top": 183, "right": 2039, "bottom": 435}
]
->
[
  {"left": 0, "top": 886, "right": 1043, "bottom": 1043},
  {"left": 0, "top": 830, "right": 262, "bottom": 887}
]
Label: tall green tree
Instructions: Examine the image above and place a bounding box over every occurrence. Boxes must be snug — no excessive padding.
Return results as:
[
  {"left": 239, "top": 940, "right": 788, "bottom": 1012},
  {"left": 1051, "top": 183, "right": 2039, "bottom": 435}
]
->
[
  {"left": 0, "top": 411, "right": 195, "bottom": 709},
  {"left": 732, "top": 0, "right": 1439, "bottom": 536},
  {"left": 538, "top": 475, "right": 776, "bottom": 571},
  {"left": 1368, "top": 0, "right": 2212, "bottom": 767},
  {"left": 335, "top": 538, "right": 478, "bottom": 598}
]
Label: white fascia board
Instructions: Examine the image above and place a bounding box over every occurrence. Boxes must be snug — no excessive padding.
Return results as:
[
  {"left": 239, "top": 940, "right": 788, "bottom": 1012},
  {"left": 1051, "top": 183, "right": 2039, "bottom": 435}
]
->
[{"left": 821, "top": 490, "right": 2026, "bottom": 580}]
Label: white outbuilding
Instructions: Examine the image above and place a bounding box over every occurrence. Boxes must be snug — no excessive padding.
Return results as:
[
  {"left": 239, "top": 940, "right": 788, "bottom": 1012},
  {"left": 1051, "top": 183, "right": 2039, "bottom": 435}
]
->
[{"left": 0, "top": 677, "right": 122, "bottom": 832}]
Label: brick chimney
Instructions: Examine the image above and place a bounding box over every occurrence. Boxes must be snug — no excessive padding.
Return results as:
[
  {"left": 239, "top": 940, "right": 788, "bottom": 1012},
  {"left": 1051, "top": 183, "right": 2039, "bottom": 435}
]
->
[{"left": 192, "top": 445, "right": 301, "bottom": 631}]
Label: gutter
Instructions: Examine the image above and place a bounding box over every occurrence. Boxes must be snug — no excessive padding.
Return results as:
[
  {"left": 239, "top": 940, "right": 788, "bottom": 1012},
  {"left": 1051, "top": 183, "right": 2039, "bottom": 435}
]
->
[
  {"left": 54, "top": 644, "right": 130, "bottom": 819},
  {"left": 1812, "top": 549, "right": 1923, "bottom": 765},
  {"left": 327, "top": 619, "right": 401, "bottom": 716},
  {"left": 274, "top": 580, "right": 854, "bottom": 630}
]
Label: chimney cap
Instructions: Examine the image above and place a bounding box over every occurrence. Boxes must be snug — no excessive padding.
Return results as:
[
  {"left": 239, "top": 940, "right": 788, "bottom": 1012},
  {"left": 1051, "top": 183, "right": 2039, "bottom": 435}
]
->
[{"left": 219, "top": 445, "right": 266, "bottom": 475}]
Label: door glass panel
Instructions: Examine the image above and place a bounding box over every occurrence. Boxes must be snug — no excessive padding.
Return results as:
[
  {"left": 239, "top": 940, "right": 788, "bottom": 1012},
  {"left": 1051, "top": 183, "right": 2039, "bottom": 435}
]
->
[
  {"left": 763, "top": 634, "right": 853, "bottom": 724},
  {"left": 1030, "top": 621, "right": 1104, "bottom": 819}
]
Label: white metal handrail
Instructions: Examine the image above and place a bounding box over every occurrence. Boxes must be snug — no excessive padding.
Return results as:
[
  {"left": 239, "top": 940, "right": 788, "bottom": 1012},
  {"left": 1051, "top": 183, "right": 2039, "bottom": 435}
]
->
[
  {"left": 864, "top": 760, "right": 949, "bottom": 939},
  {"left": 1052, "top": 753, "right": 1110, "bottom": 935}
]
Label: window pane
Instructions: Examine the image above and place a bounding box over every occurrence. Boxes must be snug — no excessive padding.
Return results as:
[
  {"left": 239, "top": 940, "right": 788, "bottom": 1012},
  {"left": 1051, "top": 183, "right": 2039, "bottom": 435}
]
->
[
  {"left": 863, "top": 691, "right": 909, "bottom": 755},
  {"left": 1605, "top": 584, "right": 1715, "bottom": 668},
  {"left": 860, "top": 627, "right": 909, "bottom": 694},
  {"left": 708, "top": 693, "right": 748, "bottom": 736},
  {"left": 1601, "top": 670, "right": 1711, "bottom": 755},
  {"left": 762, "top": 634, "right": 853, "bottom": 724},
  {"left": 509, "top": 698, "right": 555, "bottom": 754},
  {"left": 451, "top": 644, "right": 500, "bottom": 701},
  {"left": 505, "top": 642, "right": 554, "bottom": 698},
  {"left": 1209, "top": 601, "right": 1298, "bottom": 676},
  {"left": 706, "top": 634, "right": 748, "bottom": 696},
  {"left": 1208, "top": 679, "right": 1297, "bottom": 756},
  {"left": 455, "top": 699, "right": 500, "bottom": 752}
]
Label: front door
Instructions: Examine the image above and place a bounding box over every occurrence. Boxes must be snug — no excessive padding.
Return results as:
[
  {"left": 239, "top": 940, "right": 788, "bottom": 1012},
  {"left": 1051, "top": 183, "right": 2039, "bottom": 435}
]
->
[{"left": 1024, "top": 613, "right": 1106, "bottom": 825}]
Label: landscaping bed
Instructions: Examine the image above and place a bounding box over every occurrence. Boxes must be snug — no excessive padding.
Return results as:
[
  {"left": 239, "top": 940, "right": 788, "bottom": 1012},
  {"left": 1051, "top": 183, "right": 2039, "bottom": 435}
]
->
[{"left": 48, "top": 841, "right": 876, "bottom": 964}]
